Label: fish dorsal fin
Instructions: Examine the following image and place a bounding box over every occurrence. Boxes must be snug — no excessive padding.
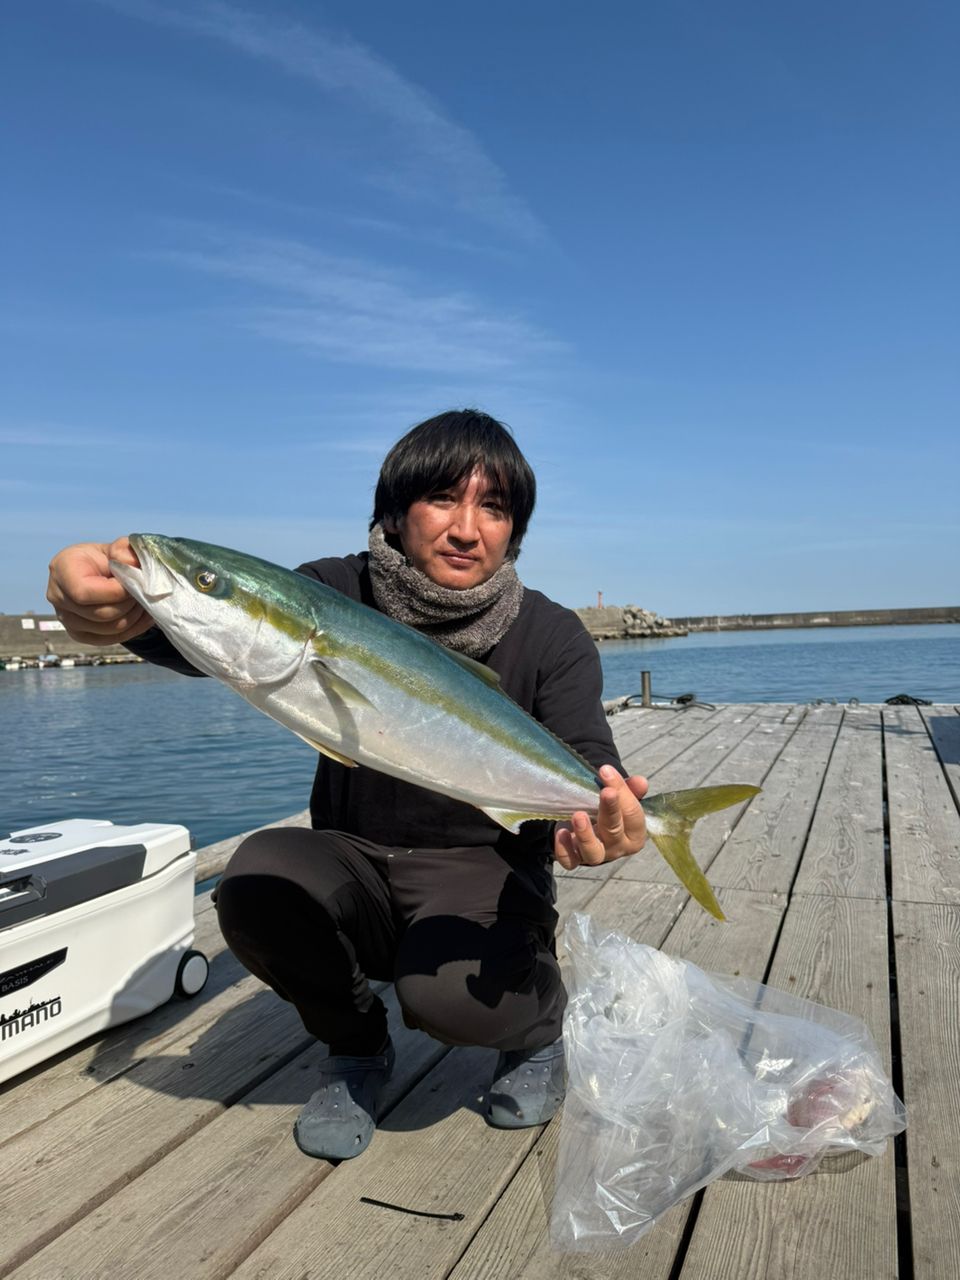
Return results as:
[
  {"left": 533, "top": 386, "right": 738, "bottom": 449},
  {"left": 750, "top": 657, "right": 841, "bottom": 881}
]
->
[
  {"left": 444, "top": 648, "right": 502, "bottom": 687},
  {"left": 290, "top": 728, "right": 358, "bottom": 768}
]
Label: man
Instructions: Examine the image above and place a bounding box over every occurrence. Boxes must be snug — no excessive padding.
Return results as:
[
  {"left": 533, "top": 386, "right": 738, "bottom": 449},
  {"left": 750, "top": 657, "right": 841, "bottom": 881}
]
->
[{"left": 47, "top": 410, "right": 647, "bottom": 1160}]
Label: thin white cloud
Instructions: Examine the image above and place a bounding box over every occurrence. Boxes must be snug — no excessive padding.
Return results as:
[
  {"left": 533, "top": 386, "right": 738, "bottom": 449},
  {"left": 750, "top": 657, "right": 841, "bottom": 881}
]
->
[
  {"left": 168, "top": 179, "right": 520, "bottom": 261},
  {"left": 0, "top": 427, "right": 158, "bottom": 450},
  {"left": 161, "top": 232, "right": 566, "bottom": 374},
  {"left": 98, "top": 0, "right": 545, "bottom": 244},
  {"left": 343, "top": 214, "right": 520, "bottom": 262}
]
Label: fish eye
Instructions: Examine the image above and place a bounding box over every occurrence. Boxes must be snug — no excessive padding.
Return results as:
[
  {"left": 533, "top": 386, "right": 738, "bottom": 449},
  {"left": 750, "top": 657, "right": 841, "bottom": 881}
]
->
[{"left": 195, "top": 569, "right": 217, "bottom": 592}]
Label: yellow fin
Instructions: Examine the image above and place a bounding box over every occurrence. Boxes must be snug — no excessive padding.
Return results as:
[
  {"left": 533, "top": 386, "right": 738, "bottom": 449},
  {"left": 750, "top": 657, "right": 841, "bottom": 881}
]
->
[
  {"left": 647, "top": 784, "right": 760, "bottom": 819},
  {"left": 481, "top": 806, "right": 567, "bottom": 833},
  {"left": 291, "top": 728, "right": 358, "bottom": 768},
  {"left": 647, "top": 831, "right": 726, "bottom": 922}
]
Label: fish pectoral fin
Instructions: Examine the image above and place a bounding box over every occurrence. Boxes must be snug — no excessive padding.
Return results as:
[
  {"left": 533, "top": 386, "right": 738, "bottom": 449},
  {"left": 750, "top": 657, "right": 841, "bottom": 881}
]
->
[
  {"left": 290, "top": 728, "right": 358, "bottom": 768},
  {"left": 310, "top": 659, "right": 378, "bottom": 712},
  {"left": 480, "top": 806, "right": 567, "bottom": 834}
]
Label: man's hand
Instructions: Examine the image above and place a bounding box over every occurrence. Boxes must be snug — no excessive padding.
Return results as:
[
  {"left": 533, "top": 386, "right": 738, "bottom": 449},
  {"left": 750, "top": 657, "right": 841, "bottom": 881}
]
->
[
  {"left": 46, "top": 537, "right": 153, "bottom": 646},
  {"left": 553, "top": 766, "right": 648, "bottom": 870}
]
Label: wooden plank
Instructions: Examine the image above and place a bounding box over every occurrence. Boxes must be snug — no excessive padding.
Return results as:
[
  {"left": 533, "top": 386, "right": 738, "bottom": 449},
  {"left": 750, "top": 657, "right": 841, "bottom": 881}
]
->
[
  {"left": 614, "top": 716, "right": 796, "bottom": 889},
  {"left": 885, "top": 707, "right": 960, "bottom": 904},
  {"left": 7, "top": 993, "right": 446, "bottom": 1280},
  {"left": 228, "top": 1044, "right": 534, "bottom": 1280},
  {"left": 763, "top": 703, "right": 800, "bottom": 721},
  {"left": 706, "top": 706, "right": 843, "bottom": 894},
  {"left": 676, "top": 719, "right": 798, "bottom": 876},
  {"left": 447, "top": 887, "right": 786, "bottom": 1280},
  {"left": 2, "top": 704, "right": 928, "bottom": 1280},
  {"left": 564, "top": 879, "right": 687, "bottom": 945},
  {"left": 553, "top": 875, "right": 605, "bottom": 921},
  {"left": 224, "top": 882, "right": 684, "bottom": 1280},
  {"left": 555, "top": 707, "right": 768, "bottom": 891},
  {"left": 681, "top": 894, "right": 898, "bottom": 1280},
  {"left": 586, "top": 701, "right": 768, "bottom": 890},
  {"left": 555, "top": 705, "right": 766, "bottom": 891},
  {"left": 793, "top": 705, "right": 886, "bottom": 899},
  {"left": 0, "top": 897, "right": 235, "bottom": 1148},
  {"left": 893, "top": 900, "right": 960, "bottom": 1280},
  {"left": 617, "top": 704, "right": 759, "bottom": 778},
  {"left": 644, "top": 704, "right": 762, "bottom": 786},
  {"left": 919, "top": 705, "right": 960, "bottom": 812},
  {"left": 608, "top": 704, "right": 721, "bottom": 764},
  {"left": 0, "top": 971, "right": 315, "bottom": 1274},
  {"left": 8, "top": 887, "right": 670, "bottom": 1279},
  {"left": 5, "top": 881, "right": 683, "bottom": 1280}
]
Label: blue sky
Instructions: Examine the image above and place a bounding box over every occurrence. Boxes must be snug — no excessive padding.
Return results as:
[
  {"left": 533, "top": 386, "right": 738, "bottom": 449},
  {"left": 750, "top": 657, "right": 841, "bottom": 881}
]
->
[{"left": 2, "top": 0, "right": 957, "bottom": 616}]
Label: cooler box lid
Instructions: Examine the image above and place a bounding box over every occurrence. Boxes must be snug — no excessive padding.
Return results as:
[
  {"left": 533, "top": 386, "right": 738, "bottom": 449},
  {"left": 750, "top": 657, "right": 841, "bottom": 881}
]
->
[{"left": 0, "top": 820, "right": 192, "bottom": 930}]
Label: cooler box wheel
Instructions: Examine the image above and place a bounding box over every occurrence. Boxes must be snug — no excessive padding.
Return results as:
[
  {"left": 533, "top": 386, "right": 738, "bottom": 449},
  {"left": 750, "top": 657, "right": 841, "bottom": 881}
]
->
[{"left": 174, "top": 949, "right": 209, "bottom": 998}]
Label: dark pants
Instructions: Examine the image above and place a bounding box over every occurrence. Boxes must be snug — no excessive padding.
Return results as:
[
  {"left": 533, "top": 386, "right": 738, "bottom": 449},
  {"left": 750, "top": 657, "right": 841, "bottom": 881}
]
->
[{"left": 214, "top": 827, "right": 565, "bottom": 1056}]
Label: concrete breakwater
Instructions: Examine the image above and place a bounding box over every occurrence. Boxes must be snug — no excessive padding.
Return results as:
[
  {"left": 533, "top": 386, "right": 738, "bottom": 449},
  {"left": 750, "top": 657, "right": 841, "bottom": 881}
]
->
[
  {"left": 670, "top": 605, "right": 960, "bottom": 632},
  {"left": 575, "top": 605, "right": 687, "bottom": 640},
  {"left": 0, "top": 613, "right": 131, "bottom": 663},
  {"left": 574, "top": 602, "right": 959, "bottom": 641}
]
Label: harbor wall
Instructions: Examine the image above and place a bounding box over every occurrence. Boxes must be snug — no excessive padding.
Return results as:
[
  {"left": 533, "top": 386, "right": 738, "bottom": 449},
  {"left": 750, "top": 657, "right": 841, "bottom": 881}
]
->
[
  {"left": 575, "top": 603, "right": 959, "bottom": 640},
  {"left": 0, "top": 614, "right": 129, "bottom": 660},
  {"left": 669, "top": 605, "right": 960, "bottom": 632}
]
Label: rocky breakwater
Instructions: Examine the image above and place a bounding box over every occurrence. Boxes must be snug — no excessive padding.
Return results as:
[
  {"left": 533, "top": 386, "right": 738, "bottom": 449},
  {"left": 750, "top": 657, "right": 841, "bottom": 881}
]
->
[{"left": 575, "top": 605, "right": 688, "bottom": 641}]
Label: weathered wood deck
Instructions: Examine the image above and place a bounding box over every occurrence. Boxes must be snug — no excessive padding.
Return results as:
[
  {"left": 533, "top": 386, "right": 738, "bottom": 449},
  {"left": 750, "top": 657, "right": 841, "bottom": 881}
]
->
[{"left": 2, "top": 702, "right": 958, "bottom": 1279}]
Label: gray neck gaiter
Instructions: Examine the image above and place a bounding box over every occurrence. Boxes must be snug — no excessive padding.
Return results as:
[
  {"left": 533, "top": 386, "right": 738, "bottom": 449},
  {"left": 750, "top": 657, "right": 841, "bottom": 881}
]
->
[{"left": 366, "top": 522, "right": 524, "bottom": 658}]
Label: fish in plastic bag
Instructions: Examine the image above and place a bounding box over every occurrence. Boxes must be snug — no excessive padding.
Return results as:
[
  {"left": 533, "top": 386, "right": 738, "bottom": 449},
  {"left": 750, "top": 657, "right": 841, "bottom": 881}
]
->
[{"left": 550, "top": 913, "right": 906, "bottom": 1251}]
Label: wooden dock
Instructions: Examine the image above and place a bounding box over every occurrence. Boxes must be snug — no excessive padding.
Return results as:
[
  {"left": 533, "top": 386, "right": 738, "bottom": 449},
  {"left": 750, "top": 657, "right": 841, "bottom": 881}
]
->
[{"left": 2, "top": 702, "right": 958, "bottom": 1279}]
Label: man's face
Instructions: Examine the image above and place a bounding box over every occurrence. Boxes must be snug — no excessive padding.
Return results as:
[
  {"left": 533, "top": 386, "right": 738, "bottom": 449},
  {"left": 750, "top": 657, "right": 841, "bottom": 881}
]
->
[{"left": 386, "top": 468, "right": 514, "bottom": 590}]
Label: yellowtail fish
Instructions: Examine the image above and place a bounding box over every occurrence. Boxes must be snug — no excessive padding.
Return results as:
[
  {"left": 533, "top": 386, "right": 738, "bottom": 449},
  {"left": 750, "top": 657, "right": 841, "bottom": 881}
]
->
[{"left": 111, "top": 535, "right": 759, "bottom": 919}]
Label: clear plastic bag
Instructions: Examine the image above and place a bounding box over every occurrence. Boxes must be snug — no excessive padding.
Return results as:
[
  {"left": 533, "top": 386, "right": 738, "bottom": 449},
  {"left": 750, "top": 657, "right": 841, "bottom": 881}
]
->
[{"left": 551, "top": 912, "right": 906, "bottom": 1251}]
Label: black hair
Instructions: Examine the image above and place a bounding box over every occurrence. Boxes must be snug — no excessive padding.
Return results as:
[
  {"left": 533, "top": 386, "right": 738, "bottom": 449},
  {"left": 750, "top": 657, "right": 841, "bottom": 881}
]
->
[{"left": 371, "top": 409, "right": 537, "bottom": 556}]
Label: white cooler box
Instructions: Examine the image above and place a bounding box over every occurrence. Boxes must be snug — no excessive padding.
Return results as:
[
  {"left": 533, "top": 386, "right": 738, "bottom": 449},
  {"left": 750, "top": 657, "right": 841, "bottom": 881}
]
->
[{"left": 0, "top": 818, "right": 209, "bottom": 1085}]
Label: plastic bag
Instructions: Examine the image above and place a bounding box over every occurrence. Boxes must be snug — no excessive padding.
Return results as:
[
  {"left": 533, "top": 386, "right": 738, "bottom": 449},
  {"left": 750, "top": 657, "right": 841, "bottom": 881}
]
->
[{"left": 551, "top": 913, "right": 906, "bottom": 1251}]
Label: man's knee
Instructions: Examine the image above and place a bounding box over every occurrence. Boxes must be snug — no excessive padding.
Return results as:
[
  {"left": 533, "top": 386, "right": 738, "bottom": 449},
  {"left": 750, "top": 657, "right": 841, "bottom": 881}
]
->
[
  {"left": 396, "top": 965, "right": 512, "bottom": 1046},
  {"left": 394, "top": 916, "right": 563, "bottom": 1050},
  {"left": 215, "top": 829, "right": 333, "bottom": 947},
  {"left": 220, "top": 825, "right": 321, "bottom": 881}
]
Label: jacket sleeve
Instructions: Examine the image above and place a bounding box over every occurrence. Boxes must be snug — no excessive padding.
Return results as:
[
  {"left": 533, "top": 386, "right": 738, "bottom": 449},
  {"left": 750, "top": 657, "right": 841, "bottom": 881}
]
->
[{"left": 123, "top": 627, "right": 206, "bottom": 676}]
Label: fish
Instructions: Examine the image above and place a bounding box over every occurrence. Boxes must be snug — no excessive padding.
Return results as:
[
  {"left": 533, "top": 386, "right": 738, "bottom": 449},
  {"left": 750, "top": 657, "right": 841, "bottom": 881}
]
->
[{"left": 110, "top": 534, "right": 760, "bottom": 920}]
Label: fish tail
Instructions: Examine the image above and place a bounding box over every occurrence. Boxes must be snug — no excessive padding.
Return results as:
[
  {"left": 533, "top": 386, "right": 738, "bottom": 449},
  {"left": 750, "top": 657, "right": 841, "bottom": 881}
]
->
[{"left": 643, "top": 784, "right": 761, "bottom": 921}]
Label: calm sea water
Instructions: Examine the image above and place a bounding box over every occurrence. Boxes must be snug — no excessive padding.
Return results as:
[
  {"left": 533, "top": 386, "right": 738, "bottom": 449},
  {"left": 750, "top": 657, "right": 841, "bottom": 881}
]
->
[
  {"left": 2, "top": 624, "right": 957, "bottom": 849},
  {"left": 597, "top": 622, "right": 960, "bottom": 704}
]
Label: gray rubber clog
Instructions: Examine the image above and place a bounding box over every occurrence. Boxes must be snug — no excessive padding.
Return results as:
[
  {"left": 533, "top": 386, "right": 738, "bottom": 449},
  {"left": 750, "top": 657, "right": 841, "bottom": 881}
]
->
[
  {"left": 294, "top": 1039, "right": 396, "bottom": 1160},
  {"left": 485, "top": 1037, "right": 566, "bottom": 1129}
]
